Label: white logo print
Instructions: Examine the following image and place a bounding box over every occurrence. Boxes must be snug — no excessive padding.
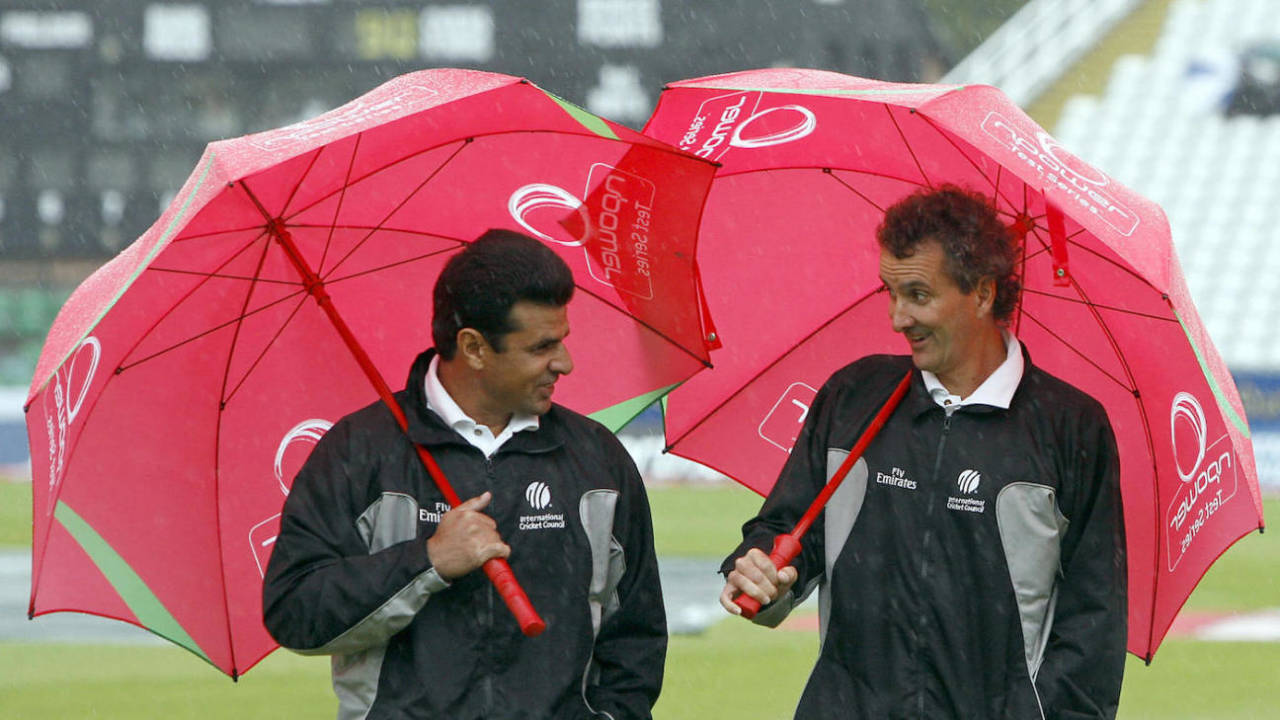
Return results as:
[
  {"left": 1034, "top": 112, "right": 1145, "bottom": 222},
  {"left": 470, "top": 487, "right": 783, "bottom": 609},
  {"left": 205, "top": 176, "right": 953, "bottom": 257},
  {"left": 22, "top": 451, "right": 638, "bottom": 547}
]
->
[
  {"left": 1166, "top": 390, "right": 1239, "bottom": 570},
  {"left": 980, "top": 111, "right": 1139, "bottom": 237},
  {"left": 250, "top": 418, "right": 333, "bottom": 577},
  {"left": 731, "top": 105, "right": 817, "bottom": 149},
  {"left": 1170, "top": 392, "right": 1207, "bottom": 483},
  {"left": 508, "top": 184, "right": 592, "bottom": 247},
  {"left": 274, "top": 419, "right": 333, "bottom": 496},
  {"left": 525, "top": 481, "right": 552, "bottom": 510},
  {"left": 678, "top": 92, "right": 817, "bottom": 161},
  {"left": 507, "top": 164, "right": 657, "bottom": 300},
  {"left": 43, "top": 336, "right": 101, "bottom": 509},
  {"left": 758, "top": 382, "right": 817, "bottom": 453},
  {"left": 947, "top": 468, "right": 986, "bottom": 513}
]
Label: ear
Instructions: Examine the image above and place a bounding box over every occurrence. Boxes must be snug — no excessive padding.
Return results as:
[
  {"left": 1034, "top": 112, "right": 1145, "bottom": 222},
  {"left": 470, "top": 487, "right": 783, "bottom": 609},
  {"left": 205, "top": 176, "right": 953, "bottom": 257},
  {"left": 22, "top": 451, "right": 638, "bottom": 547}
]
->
[
  {"left": 456, "top": 328, "right": 488, "bottom": 370},
  {"left": 974, "top": 276, "right": 997, "bottom": 317}
]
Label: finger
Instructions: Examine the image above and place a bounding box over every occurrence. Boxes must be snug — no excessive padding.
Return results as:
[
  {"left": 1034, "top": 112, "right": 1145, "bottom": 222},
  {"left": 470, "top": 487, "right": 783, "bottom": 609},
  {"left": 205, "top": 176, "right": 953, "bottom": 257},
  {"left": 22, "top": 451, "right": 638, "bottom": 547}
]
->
[
  {"left": 454, "top": 491, "right": 492, "bottom": 512},
  {"left": 719, "top": 582, "right": 743, "bottom": 615},
  {"left": 728, "top": 570, "right": 775, "bottom": 605},
  {"left": 778, "top": 566, "right": 798, "bottom": 587},
  {"left": 481, "top": 541, "right": 511, "bottom": 562},
  {"left": 735, "top": 554, "right": 777, "bottom": 588}
]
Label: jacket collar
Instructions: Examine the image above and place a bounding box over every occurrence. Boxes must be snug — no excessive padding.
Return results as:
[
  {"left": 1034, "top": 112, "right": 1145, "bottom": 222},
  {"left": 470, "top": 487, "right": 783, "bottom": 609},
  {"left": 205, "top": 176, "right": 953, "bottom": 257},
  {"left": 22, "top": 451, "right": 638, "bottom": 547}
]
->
[
  {"left": 401, "top": 349, "right": 564, "bottom": 454},
  {"left": 909, "top": 343, "right": 1035, "bottom": 420}
]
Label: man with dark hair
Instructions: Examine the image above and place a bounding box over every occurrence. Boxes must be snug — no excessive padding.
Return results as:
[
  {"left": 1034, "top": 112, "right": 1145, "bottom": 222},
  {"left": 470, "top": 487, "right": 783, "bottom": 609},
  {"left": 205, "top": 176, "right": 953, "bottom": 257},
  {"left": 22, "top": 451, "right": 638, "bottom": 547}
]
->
[
  {"left": 720, "top": 185, "right": 1128, "bottom": 719},
  {"left": 264, "top": 229, "right": 667, "bottom": 719}
]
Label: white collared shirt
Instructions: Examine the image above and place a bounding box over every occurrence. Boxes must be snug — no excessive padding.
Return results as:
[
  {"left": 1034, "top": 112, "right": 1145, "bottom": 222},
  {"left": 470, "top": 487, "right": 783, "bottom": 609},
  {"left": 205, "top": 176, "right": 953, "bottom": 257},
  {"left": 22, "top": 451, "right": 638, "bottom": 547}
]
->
[
  {"left": 424, "top": 354, "right": 540, "bottom": 457},
  {"left": 922, "top": 332, "right": 1024, "bottom": 415}
]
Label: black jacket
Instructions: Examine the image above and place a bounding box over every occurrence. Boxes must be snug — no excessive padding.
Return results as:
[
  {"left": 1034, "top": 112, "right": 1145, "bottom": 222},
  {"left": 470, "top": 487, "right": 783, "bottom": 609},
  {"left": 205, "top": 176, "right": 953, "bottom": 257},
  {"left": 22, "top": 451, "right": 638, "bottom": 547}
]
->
[
  {"left": 725, "top": 352, "right": 1127, "bottom": 719},
  {"left": 264, "top": 350, "right": 666, "bottom": 719}
]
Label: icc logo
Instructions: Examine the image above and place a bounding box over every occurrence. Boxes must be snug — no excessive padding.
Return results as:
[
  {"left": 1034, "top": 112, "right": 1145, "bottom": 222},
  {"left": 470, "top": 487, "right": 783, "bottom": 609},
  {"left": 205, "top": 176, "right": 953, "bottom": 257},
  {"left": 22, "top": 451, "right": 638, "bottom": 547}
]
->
[
  {"left": 249, "top": 418, "right": 333, "bottom": 577},
  {"left": 525, "top": 481, "right": 552, "bottom": 510},
  {"left": 957, "top": 469, "right": 982, "bottom": 495}
]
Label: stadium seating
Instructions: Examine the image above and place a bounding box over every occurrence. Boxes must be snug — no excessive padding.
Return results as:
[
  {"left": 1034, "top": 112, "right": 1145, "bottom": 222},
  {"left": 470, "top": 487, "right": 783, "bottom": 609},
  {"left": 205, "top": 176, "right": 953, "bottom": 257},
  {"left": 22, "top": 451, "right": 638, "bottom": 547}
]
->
[{"left": 1052, "top": 0, "right": 1280, "bottom": 372}]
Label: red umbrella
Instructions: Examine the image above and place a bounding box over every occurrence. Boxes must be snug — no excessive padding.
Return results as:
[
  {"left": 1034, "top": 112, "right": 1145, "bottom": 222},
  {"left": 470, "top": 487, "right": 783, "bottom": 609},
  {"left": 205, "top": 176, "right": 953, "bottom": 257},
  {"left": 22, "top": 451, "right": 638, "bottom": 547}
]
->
[
  {"left": 26, "top": 69, "right": 716, "bottom": 677},
  {"left": 643, "top": 68, "right": 1264, "bottom": 660}
]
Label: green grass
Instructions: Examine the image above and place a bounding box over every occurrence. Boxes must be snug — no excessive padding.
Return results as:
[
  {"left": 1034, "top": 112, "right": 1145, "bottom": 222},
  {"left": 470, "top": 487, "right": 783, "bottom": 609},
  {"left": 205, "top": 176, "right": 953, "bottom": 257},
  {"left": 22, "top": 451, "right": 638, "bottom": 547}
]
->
[
  {"left": 3, "top": 481, "right": 1277, "bottom": 718},
  {"left": 1, "top": 479, "right": 31, "bottom": 547}
]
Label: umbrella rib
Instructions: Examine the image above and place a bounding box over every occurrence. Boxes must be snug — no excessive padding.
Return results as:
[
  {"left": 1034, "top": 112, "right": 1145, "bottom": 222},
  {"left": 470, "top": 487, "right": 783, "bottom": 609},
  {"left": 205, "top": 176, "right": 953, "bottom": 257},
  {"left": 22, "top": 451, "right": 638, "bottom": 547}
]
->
[
  {"left": 884, "top": 104, "right": 932, "bottom": 189},
  {"left": 665, "top": 287, "right": 885, "bottom": 450},
  {"left": 117, "top": 287, "right": 307, "bottom": 374},
  {"left": 220, "top": 238, "right": 275, "bottom": 407},
  {"left": 114, "top": 232, "right": 275, "bottom": 373},
  {"left": 280, "top": 145, "right": 326, "bottom": 221},
  {"left": 220, "top": 294, "right": 313, "bottom": 407},
  {"left": 317, "top": 133, "right": 363, "bottom": 277},
  {"left": 145, "top": 267, "right": 302, "bottom": 286},
  {"left": 322, "top": 245, "right": 470, "bottom": 286},
  {"left": 916, "top": 113, "right": 1027, "bottom": 213},
  {"left": 571, "top": 282, "right": 713, "bottom": 369},
  {"left": 278, "top": 128, "right": 700, "bottom": 227},
  {"left": 825, "top": 171, "right": 890, "bottom": 213},
  {"left": 171, "top": 225, "right": 272, "bottom": 244},
  {"left": 1017, "top": 309, "right": 1134, "bottom": 392},
  {"left": 321, "top": 139, "right": 471, "bottom": 280},
  {"left": 1021, "top": 288, "right": 1178, "bottom": 323}
]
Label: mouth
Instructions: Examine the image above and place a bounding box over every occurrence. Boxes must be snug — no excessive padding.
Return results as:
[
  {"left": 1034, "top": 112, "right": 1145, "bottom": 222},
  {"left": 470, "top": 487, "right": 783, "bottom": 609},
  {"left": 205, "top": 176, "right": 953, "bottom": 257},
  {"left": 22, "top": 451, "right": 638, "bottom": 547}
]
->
[{"left": 903, "top": 330, "right": 931, "bottom": 350}]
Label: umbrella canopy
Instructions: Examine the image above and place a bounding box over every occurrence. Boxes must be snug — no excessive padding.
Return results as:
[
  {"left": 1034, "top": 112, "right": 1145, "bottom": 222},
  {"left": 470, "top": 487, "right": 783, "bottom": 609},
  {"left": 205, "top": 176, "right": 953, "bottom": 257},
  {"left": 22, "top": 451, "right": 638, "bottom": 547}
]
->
[
  {"left": 643, "top": 68, "right": 1264, "bottom": 660},
  {"left": 26, "top": 68, "right": 716, "bottom": 677}
]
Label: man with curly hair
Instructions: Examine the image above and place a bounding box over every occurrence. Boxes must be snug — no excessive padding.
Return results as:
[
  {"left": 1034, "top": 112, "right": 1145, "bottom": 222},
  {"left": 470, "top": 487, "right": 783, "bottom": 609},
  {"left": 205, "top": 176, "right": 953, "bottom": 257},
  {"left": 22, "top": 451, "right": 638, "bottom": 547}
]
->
[{"left": 720, "top": 185, "right": 1128, "bottom": 719}]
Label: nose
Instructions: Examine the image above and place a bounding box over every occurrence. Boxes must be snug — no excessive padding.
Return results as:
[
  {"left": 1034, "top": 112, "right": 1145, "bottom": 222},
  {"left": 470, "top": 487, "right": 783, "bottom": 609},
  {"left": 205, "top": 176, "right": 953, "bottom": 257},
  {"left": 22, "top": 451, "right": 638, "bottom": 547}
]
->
[
  {"left": 889, "top": 297, "right": 913, "bottom": 333},
  {"left": 550, "top": 343, "right": 574, "bottom": 376}
]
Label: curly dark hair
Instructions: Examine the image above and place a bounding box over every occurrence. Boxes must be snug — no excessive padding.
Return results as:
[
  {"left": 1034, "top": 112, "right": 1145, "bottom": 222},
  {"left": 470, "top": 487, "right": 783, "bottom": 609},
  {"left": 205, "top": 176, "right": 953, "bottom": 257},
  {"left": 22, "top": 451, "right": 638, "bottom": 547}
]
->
[
  {"left": 876, "top": 185, "right": 1022, "bottom": 322},
  {"left": 432, "top": 229, "right": 575, "bottom": 360}
]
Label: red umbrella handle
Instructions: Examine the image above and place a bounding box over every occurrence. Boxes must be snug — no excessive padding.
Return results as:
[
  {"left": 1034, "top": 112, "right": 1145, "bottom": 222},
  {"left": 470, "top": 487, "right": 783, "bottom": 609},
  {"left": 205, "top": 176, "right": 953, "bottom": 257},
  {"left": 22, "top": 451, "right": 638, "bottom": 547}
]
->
[
  {"left": 734, "top": 533, "right": 802, "bottom": 619},
  {"left": 267, "top": 219, "right": 546, "bottom": 637},
  {"left": 412, "top": 445, "right": 546, "bottom": 637},
  {"left": 733, "top": 369, "right": 913, "bottom": 619}
]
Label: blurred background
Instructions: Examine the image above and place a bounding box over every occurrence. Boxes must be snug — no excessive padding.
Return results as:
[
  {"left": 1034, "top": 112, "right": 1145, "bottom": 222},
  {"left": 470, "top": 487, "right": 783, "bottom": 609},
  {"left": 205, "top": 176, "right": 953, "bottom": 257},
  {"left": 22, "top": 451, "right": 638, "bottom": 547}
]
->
[
  {"left": 3, "top": 2, "right": 1280, "bottom": 717},
  {"left": 8, "top": 0, "right": 1279, "bottom": 490}
]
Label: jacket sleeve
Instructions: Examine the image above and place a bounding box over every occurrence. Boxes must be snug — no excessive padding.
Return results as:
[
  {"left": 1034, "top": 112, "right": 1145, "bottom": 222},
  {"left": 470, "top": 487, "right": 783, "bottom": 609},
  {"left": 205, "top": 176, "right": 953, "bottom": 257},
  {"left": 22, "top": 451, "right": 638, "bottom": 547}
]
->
[
  {"left": 719, "top": 377, "right": 839, "bottom": 626},
  {"left": 584, "top": 436, "right": 667, "bottom": 720},
  {"left": 1035, "top": 407, "right": 1128, "bottom": 719},
  {"left": 261, "top": 418, "right": 449, "bottom": 655}
]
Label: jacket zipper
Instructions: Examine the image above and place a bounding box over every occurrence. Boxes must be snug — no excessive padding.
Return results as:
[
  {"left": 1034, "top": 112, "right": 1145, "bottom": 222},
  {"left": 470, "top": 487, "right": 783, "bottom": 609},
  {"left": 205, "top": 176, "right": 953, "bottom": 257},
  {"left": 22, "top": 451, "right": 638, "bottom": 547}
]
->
[{"left": 919, "top": 411, "right": 953, "bottom": 719}]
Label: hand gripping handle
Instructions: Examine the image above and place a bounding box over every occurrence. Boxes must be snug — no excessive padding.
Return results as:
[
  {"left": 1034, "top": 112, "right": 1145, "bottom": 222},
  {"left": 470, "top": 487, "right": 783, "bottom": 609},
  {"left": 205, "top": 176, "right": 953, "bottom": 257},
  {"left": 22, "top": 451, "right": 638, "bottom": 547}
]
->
[
  {"left": 483, "top": 557, "right": 547, "bottom": 637},
  {"left": 733, "top": 533, "right": 803, "bottom": 620}
]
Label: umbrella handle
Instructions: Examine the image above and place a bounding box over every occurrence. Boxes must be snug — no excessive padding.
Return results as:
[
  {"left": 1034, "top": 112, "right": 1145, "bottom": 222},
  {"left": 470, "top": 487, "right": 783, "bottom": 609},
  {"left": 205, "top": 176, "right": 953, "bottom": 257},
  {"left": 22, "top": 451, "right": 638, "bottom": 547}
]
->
[
  {"left": 483, "top": 557, "right": 547, "bottom": 637},
  {"left": 733, "top": 533, "right": 803, "bottom": 619}
]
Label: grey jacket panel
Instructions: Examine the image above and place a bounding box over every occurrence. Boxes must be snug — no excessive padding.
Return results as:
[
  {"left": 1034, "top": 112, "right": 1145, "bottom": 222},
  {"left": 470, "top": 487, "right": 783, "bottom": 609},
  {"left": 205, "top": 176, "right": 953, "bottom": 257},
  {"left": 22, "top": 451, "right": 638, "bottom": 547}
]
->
[
  {"left": 313, "top": 492, "right": 449, "bottom": 720},
  {"left": 752, "top": 450, "right": 869, "bottom": 638},
  {"left": 332, "top": 647, "right": 386, "bottom": 720},
  {"left": 579, "top": 489, "right": 624, "bottom": 635},
  {"left": 996, "top": 482, "right": 1068, "bottom": 679},
  {"left": 818, "top": 452, "right": 867, "bottom": 646}
]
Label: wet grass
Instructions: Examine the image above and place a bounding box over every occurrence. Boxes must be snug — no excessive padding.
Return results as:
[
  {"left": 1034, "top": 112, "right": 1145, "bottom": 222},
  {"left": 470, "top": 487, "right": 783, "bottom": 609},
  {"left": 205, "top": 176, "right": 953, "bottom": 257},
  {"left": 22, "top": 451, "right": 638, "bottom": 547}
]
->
[{"left": 2, "top": 481, "right": 1277, "bottom": 718}]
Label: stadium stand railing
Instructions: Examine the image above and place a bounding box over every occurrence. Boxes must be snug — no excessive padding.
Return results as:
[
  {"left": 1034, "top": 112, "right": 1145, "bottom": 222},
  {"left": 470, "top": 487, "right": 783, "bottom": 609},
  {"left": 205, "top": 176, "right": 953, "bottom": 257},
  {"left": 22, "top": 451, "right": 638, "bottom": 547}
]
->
[{"left": 943, "top": 0, "right": 1144, "bottom": 106}]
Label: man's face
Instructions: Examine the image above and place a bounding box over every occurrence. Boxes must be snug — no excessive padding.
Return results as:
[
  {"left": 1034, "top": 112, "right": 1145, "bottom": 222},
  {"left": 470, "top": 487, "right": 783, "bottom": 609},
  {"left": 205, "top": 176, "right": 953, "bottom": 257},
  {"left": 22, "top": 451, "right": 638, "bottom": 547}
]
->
[
  {"left": 879, "top": 240, "right": 991, "bottom": 383},
  {"left": 479, "top": 300, "right": 574, "bottom": 418}
]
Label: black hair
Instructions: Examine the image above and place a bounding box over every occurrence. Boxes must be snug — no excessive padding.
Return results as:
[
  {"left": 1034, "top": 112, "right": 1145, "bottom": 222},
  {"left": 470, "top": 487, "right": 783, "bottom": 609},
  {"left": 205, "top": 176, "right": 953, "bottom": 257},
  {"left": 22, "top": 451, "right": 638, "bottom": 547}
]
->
[
  {"left": 432, "top": 229, "right": 575, "bottom": 359},
  {"left": 876, "top": 184, "right": 1022, "bottom": 321}
]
